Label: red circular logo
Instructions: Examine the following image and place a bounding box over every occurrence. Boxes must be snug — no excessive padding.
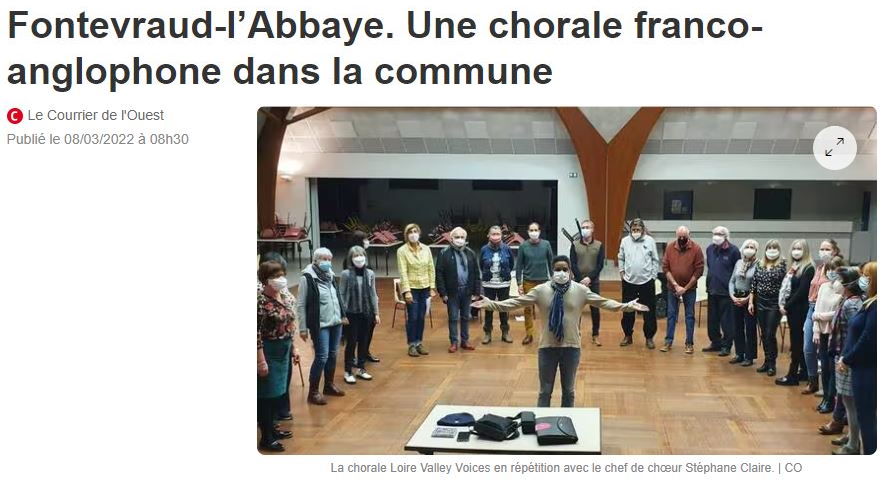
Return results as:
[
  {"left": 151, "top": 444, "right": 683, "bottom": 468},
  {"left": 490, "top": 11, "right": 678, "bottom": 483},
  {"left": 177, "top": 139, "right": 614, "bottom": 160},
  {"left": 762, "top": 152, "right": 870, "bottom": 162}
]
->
[{"left": 7, "top": 108, "right": 23, "bottom": 124}]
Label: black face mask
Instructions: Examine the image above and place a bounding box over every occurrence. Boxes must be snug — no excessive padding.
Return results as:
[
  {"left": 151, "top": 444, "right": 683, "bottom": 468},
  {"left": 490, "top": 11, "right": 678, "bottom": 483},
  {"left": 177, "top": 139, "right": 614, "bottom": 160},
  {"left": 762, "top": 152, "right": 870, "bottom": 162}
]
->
[{"left": 678, "top": 237, "right": 689, "bottom": 248}]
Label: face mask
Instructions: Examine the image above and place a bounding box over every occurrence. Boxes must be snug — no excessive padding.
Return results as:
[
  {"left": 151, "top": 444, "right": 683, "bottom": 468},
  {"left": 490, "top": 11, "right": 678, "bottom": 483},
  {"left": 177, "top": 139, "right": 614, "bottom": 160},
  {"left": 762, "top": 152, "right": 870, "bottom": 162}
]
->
[
  {"left": 859, "top": 276, "right": 870, "bottom": 292},
  {"left": 552, "top": 270, "right": 570, "bottom": 284},
  {"left": 318, "top": 261, "right": 333, "bottom": 272},
  {"left": 765, "top": 249, "right": 780, "bottom": 260},
  {"left": 791, "top": 249, "right": 803, "bottom": 260},
  {"left": 452, "top": 237, "right": 466, "bottom": 248},
  {"left": 528, "top": 231, "right": 540, "bottom": 240},
  {"left": 712, "top": 235, "right": 725, "bottom": 246},
  {"left": 819, "top": 250, "right": 832, "bottom": 262},
  {"left": 408, "top": 233, "right": 419, "bottom": 243},
  {"left": 631, "top": 231, "right": 642, "bottom": 241},
  {"left": 581, "top": 228, "right": 592, "bottom": 238},
  {"left": 352, "top": 256, "right": 366, "bottom": 268},
  {"left": 677, "top": 237, "right": 689, "bottom": 247},
  {"left": 363, "top": 239, "right": 370, "bottom": 249},
  {"left": 268, "top": 277, "right": 288, "bottom": 291},
  {"left": 743, "top": 248, "right": 756, "bottom": 258},
  {"left": 826, "top": 271, "right": 838, "bottom": 281}
]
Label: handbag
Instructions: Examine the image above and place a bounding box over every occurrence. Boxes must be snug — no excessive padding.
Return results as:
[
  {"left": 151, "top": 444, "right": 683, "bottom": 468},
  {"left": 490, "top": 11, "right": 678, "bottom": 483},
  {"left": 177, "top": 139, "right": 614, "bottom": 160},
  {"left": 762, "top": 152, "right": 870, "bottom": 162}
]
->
[
  {"left": 534, "top": 416, "right": 579, "bottom": 445},
  {"left": 471, "top": 414, "right": 520, "bottom": 441}
]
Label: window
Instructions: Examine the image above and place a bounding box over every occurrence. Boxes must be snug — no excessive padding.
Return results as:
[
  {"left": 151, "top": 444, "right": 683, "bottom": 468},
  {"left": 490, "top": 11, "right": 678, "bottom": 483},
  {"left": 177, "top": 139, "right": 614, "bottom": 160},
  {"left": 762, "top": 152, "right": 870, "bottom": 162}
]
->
[
  {"left": 754, "top": 189, "right": 792, "bottom": 219},
  {"left": 663, "top": 190, "right": 693, "bottom": 220}
]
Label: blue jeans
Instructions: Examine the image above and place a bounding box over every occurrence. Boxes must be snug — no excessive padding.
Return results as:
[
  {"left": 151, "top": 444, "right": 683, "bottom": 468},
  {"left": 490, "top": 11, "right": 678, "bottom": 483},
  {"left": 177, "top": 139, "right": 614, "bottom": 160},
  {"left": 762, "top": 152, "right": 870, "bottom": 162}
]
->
[
  {"left": 308, "top": 324, "right": 342, "bottom": 385},
  {"left": 802, "top": 303, "right": 817, "bottom": 378},
  {"left": 406, "top": 288, "right": 430, "bottom": 345},
  {"left": 446, "top": 287, "right": 471, "bottom": 345},
  {"left": 666, "top": 289, "right": 696, "bottom": 345},
  {"left": 538, "top": 347, "right": 581, "bottom": 407}
]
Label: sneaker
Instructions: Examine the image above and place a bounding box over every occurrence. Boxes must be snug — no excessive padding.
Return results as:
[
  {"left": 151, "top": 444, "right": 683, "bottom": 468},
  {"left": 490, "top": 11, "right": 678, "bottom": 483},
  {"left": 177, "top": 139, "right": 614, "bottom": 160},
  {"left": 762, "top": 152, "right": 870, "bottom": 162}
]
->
[
  {"left": 408, "top": 345, "right": 420, "bottom": 357},
  {"left": 343, "top": 372, "right": 356, "bottom": 384},
  {"left": 482, "top": 333, "right": 492, "bottom": 345},
  {"left": 620, "top": 335, "right": 633, "bottom": 347},
  {"left": 416, "top": 344, "right": 430, "bottom": 355},
  {"left": 592, "top": 335, "right": 602, "bottom": 347},
  {"left": 356, "top": 369, "right": 373, "bottom": 381},
  {"left": 502, "top": 332, "right": 513, "bottom": 343},
  {"left": 685, "top": 344, "right": 694, "bottom": 354},
  {"left": 659, "top": 341, "right": 672, "bottom": 352},
  {"left": 645, "top": 338, "right": 655, "bottom": 349}
]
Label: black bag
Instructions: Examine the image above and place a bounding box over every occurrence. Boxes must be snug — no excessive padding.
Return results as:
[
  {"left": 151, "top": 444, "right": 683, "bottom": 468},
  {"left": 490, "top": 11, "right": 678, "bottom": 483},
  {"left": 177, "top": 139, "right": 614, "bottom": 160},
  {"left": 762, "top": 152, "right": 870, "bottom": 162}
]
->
[
  {"left": 471, "top": 414, "right": 520, "bottom": 441},
  {"left": 535, "top": 416, "right": 579, "bottom": 445},
  {"left": 518, "top": 411, "right": 536, "bottom": 434}
]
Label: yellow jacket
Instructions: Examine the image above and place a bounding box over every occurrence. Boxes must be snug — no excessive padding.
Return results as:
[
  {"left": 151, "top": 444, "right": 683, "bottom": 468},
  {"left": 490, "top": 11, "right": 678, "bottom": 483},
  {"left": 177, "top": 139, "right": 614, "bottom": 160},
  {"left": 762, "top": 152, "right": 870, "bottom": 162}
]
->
[{"left": 397, "top": 243, "right": 436, "bottom": 292}]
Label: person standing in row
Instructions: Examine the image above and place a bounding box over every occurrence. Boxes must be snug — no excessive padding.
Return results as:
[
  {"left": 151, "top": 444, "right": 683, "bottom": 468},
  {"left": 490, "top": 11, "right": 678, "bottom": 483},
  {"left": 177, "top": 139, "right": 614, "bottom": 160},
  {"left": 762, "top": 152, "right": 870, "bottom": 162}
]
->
[
  {"left": 748, "top": 240, "right": 787, "bottom": 376},
  {"left": 473, "top": 256, "right": 649, "bottom": 407},
  {"left": 660, "top": 226, "right": 704, "bottom": 354},
  {"left": 296, "top": 248, "right": 347, "bottom": 406},
  {"left": 436, "top": 227, "right": 481, "bottom": 353},
  {"left": 342, "top": 231, "right": 381, "bottom": 363},
  {"left": 776, "top": 239, "right": 815, "bottom": 386},
  {"left": 802, "top": 240, "right": 842, "bottom": 394},
  {"left": 704, "top": 226, "right": 741, "bottom": 356},
  {"left": 397, "top": 223, "right": 437, "bottom": 357},
  {"left": 729, "top": 239, "right": 760, "bottom": 366},
  {"left": 812, "top": 256, "right": 847, "bottom": 414},
  {"left": 617, "top": 218, "right": 660, "bottom": 349},
  {"left": 339, "top": 246, "right": 379, "bottom": 384},
  {"left": 257, "top": 252, "right": 299, "bottom": 422},
  {"left": 570, "top": 219, "right": 605, "bottom": 346},
  {"left": 829, "top": 267, "right": 864, "bottom": 455},
  {"left": 838, "top": 262, "right": 877, "bottom": 455},
  {"left": 480, "top": 225, "right": 514, "bottom": 344},
  {"left": 516, "top": 222, "right": 554, "bottom": 345}
]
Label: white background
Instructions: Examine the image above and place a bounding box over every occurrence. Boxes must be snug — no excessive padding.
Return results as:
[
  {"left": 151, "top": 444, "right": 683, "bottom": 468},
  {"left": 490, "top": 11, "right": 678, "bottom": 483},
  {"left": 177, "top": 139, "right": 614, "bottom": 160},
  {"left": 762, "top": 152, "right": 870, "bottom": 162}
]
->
[{"left": 0, "top": 0, "right": 884, "bottom": 485}]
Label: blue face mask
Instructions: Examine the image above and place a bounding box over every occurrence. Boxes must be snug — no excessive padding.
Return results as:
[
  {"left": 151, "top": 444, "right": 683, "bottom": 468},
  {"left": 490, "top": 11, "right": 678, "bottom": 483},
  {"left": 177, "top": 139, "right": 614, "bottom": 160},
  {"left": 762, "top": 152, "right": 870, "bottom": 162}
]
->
[
  {"left": 318, "top": 261, "right": 333, "bottom": 272},
  {"left": 859, "top": 275, "right": 870, "bottom": 293}
]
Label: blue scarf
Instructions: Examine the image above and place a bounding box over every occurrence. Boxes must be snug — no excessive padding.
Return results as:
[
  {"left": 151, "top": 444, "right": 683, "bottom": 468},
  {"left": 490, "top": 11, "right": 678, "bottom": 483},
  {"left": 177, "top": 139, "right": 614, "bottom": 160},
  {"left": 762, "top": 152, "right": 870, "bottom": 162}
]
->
[{"left": 548, "top": 281, "right": 570, "bottom": 342}]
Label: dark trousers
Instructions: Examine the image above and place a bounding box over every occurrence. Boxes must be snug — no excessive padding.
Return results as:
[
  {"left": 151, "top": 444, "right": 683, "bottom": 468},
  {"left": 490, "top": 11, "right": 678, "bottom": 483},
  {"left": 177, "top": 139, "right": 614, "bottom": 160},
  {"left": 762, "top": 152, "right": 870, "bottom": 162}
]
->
[
  {"left": 588, "top": 281, "right": 601, "bottom": 336},
  {"left": 621, "top": 279, "right": 657, "bottom": 339},
  {"left": 406, "top": 288, "right": 430, "bottom": 345},
  {"left": 820, "top": 337, "right": 836, "bottom": 407},
  {"left": 756, "top": 302, "right": 780, "bottom": 364},
  {"left": 277, "top": 360, "right": 293, "bottom": 418},
  {"left": 483, "top": 286, "right": 510, "bottom": 333},
  {"left": 344, "top": 312, "right": 372, "bottom": 372},
  {"left": 851, "top": 367, "right": 877, "bottom": 455},
  {"left": 257, "top": 395, "right": 282, "bottom": 445},
  {"left": 786, "top": 305, "right": 808, "bottom": 377},
  {"left": 447, "top": 287, "right": 472, "bottom": 345},
  {"left": 732, "top": 302, "right": 758, "bottom": 359},
  {"left": 707, "top": 294, "right": 734, "bottom": 350},
  {"left": 538, "top": 347, "right": 581, "bottom": 407}
]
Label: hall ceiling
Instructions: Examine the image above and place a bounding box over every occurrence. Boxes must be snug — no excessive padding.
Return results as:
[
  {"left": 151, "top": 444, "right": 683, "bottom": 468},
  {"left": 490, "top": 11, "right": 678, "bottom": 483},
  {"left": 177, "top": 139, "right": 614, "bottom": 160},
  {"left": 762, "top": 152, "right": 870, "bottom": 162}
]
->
[{"left": 281, "top": 107, "right": 876, "bottom": 156}]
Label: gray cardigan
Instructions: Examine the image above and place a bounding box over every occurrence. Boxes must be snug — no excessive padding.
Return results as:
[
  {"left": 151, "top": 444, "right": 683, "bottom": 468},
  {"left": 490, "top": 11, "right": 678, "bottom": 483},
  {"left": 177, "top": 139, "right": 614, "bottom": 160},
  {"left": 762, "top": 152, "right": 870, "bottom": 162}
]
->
[
  {"left": 729, "top": 258, "right": 756, "bottom": 297},
  {"left": 339, "top": 268, "right": 379, "bottom": 316}
]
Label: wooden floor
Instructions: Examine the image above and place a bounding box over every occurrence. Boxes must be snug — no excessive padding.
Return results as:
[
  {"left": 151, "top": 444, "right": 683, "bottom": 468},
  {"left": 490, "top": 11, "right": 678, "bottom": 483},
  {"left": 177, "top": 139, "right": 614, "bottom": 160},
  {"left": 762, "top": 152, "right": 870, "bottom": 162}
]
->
[{"left": 275, "top": 280, "right": 837, "bottom": 455}]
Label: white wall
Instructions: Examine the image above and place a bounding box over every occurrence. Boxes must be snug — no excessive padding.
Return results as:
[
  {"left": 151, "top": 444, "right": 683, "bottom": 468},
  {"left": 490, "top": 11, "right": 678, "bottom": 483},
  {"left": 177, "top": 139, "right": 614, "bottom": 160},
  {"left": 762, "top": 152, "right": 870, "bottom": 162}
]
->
[
  {"left": 275, "top": 153, "right": 588, "bottom": 256},
  {"left": 634, "top": 154, "right": 876, "bottom": 181}
]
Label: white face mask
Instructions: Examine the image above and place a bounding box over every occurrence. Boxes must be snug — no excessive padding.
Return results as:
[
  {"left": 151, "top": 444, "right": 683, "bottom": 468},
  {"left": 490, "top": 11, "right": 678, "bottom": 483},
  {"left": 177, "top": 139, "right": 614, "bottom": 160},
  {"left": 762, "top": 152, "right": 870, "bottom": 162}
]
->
[
  {"left": 552, "top": 270, "right": 570, "bottom": 284},
  {"left": 452, "top": 237, "right": 466, "bottom": 248},
  {"left": 408, "top": 232, "right": 420, "bottom": 243},
  {"left": 743, "top": 248, "right": 756, "bottom": 258},
  {"left": 765, "top": 249, "right": 780, "bottom": 260},
  {"left": 819, "top": 250, "right": 832, "bottom": 262},
  {"left": 352, "top": 256, "right": 366, "bottom": 268},
  {"left": 631, "top": 231, "right": 642, "bottom": 241},
  {"left": 826, "top": 270, "right": 838, "bottom": 281},
  {"left": 363, "top": 239, "right": 370, "bottom": 249},
  {"left": 581, "top": 228, "right": 592, "bottom": 238},
  {"left": 528, "top": 231, "right": 540, "bottom": 240},
  {"left": 268, "top": 277, "right": 288, "bottom": 291},
  {"left": 712, "top": 235, "right": 725, "bottom": 246},
  {"left": 791, "top": 249, "right": 803, "bottom": 260}
]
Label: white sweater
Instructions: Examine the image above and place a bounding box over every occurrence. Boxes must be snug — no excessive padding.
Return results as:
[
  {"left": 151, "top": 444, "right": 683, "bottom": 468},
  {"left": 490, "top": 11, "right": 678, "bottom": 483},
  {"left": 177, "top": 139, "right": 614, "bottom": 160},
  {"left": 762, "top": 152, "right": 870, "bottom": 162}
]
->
[{"left": 812, "top": 280, "right": 844, "bottom": 335}]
